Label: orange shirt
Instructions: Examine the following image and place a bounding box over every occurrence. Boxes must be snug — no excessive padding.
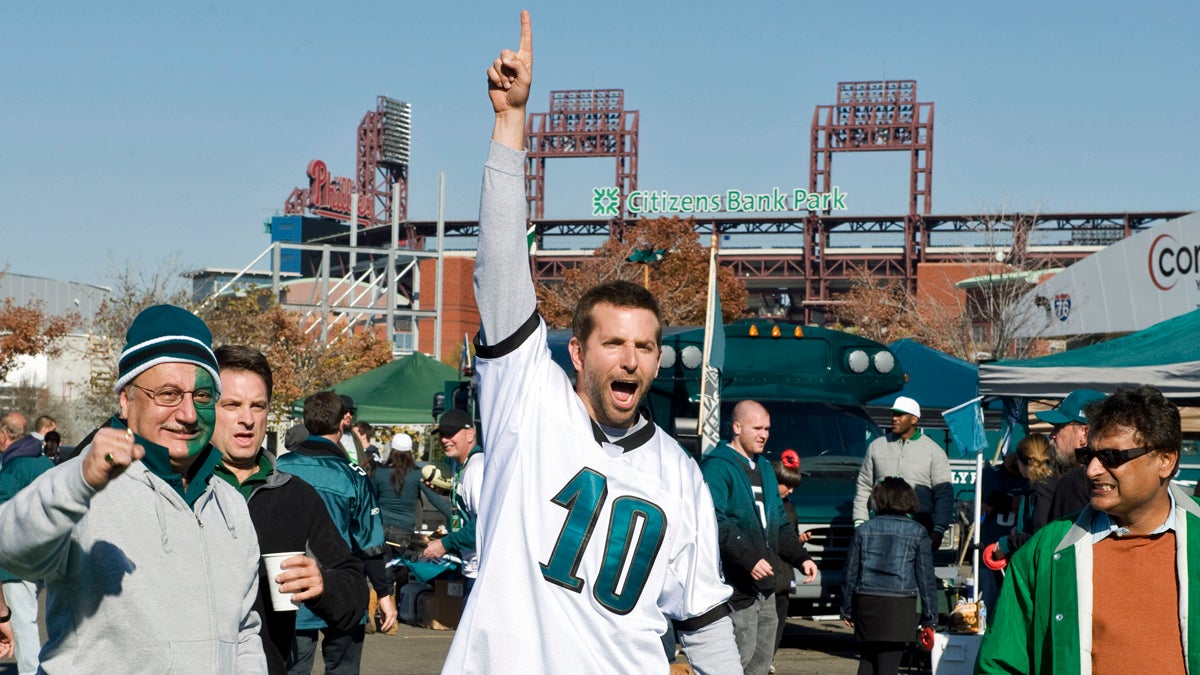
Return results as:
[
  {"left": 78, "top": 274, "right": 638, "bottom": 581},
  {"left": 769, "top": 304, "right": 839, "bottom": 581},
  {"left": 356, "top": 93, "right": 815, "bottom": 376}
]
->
[{"left": 1092, "top": 532, "right": 1185, "bottom": 675}]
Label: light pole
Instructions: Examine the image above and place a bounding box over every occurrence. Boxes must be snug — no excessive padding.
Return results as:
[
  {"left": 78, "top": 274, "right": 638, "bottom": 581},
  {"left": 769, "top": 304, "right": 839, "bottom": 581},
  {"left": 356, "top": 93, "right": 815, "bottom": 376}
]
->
[{"left": 626, "top": 247, "right": 666, "bottom": 288}]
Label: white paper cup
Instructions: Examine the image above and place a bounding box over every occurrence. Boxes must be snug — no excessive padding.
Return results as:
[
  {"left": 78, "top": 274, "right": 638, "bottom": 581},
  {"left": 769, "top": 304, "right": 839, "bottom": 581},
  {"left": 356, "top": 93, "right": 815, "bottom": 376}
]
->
[{"left": 262, "top": 551, "right": 304, "bottom": 612}]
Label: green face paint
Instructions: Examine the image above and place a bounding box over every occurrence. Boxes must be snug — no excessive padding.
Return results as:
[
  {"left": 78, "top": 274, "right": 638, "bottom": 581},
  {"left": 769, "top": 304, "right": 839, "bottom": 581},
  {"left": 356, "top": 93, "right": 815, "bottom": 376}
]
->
[{"left": 188, "top": 368, "right": 217, "bottom": 457}]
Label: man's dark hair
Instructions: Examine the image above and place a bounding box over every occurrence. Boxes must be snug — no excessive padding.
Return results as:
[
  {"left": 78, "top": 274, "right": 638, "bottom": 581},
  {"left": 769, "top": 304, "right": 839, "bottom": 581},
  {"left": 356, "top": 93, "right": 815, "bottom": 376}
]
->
[
  {"left": 872, "top": 476, "right": 919, "bottom": 517},
  {"left": 773, "top": 461, "right": 802, "bottom": 489},
  {"left": 44, "top": 430, "right": 61, "bottom": 444},
  {"left": 572, "top": 280, "right": 663, "bottom": 344},
  {"left": 1086, "top": 385, "right": 1181, "bottom": 471},
  {"left": 304, "top": 391, "right": 345, "bottom": 436},
  {"left": 214, "top": 345, "right": 274, "bottom": 401},
  {"left": 354, "top": 421, "right": 373, "bottom": 438}
]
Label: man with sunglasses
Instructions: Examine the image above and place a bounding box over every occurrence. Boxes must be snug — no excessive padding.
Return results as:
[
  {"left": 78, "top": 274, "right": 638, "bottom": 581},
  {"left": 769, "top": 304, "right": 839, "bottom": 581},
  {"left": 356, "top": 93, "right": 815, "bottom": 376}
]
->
[
  {"left": 0, "top": 304, "right": 267, "bottom": 672},
  {"left": 979, "top": 385, "right": 1200, "bottom": 674}
]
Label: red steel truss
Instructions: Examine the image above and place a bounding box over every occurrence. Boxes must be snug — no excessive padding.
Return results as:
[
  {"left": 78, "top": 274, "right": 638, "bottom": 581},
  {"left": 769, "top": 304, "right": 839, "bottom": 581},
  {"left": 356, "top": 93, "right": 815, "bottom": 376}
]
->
[
  {"left": 284, "top": 96, "right": 411, "bottom": 240},
  {"left": 526, "top": 89, "right": 638, "bottom": 239},
  {"left": 358, "top": 96, "right": 411, "bottom": 233},
  {"left": 306, "top": 210, "right": 1189, "bottom": 322},
  {"left": 811, "top": 80, "right": 934, "bottom": 216}
]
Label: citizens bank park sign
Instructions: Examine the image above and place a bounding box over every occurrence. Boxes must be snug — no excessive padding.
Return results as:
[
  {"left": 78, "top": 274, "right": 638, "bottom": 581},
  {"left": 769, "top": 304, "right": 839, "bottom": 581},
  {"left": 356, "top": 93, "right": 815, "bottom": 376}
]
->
[{"left": 1015, "top": 212, "right": 1200, "bottom": 338}]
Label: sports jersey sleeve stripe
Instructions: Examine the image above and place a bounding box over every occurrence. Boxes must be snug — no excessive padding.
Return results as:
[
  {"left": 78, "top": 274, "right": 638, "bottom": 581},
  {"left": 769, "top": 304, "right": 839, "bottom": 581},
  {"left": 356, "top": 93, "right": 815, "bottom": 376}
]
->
[
  {"left": 474, "top": 316, "right": 559, "bottom": 475},
  {"left": 673, "top": 601, "right": 732, "bottom": 631},
  {"left": 474, "top": 309, "right": 539, "bottom": 359}
]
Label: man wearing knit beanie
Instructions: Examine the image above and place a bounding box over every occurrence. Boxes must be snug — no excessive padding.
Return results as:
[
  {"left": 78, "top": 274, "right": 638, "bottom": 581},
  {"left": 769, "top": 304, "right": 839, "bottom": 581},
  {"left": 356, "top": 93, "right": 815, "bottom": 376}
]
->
[{"left": 0, "top": 304, "right": 268, "bottom": 672}]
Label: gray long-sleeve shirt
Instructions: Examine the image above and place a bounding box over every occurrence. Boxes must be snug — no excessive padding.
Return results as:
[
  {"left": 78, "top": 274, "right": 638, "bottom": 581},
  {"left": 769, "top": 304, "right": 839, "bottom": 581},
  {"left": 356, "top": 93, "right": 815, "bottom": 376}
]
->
[{"left": 473, "top": 141, "right": 536, "bottom": 346}]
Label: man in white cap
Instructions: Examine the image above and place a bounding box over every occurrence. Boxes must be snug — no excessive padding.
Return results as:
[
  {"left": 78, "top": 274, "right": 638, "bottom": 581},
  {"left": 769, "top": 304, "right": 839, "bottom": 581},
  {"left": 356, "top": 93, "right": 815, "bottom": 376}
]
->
[{"left": 853, "top": 395, "right": 954, "bottom": 548}]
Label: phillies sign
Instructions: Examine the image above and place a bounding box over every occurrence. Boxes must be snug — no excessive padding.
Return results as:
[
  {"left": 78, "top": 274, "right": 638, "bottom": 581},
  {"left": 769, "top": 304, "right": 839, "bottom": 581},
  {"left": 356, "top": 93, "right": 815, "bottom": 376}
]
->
[{"left": 305, "top": 160, "right": 372, "bottom": 222}]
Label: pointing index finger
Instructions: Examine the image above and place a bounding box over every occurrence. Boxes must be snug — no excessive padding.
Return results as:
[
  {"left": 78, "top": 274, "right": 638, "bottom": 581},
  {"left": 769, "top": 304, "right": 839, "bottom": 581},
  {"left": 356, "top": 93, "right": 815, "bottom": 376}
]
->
[{"left": 518, "top": 10, "right": 532, "bottom": 57}]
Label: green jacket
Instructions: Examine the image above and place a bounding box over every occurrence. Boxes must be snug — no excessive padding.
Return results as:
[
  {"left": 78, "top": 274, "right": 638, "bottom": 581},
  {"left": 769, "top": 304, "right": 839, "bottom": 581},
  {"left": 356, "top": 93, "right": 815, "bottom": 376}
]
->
[
  {"left": 0, "top": 435, "right": 55, "bottom": 582},
  {"left": 977, "top": 483, "right": 1200, "bottom": 674},
  {"left": 701, "top": 442, "right": 810, "bottom": 603},
  {"left": 440, "top": 446, "right": 482, "bottom": 557}
]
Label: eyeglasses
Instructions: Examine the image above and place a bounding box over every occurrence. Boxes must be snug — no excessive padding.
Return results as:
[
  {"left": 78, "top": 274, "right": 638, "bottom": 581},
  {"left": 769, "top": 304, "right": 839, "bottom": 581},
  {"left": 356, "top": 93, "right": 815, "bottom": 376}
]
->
[
  {"left": 1076, "top": 446, "right": 1153, "bottom": 469},
  {"left": 129, "top": 384, "right": 216, "bottom": 408}
]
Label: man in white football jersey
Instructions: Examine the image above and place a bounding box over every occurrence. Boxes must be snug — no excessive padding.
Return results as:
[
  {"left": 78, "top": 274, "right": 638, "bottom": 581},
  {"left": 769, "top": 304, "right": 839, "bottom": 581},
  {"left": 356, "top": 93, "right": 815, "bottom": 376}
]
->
[{"left": 441, "top": 11, "right": 738, "bottom": 675}]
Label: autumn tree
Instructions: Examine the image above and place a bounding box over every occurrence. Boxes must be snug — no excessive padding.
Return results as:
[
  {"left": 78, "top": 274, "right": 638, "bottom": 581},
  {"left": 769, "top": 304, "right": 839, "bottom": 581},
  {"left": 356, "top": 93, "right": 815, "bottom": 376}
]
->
[
  {"left": 829, "top": 211, "right": 1058, "bottom": 362},
  {"left": 0, "top": 297, "right": 80, "bottom": 382},
  {"left": 200, "top": 287, "right": 394, "bottom": 423},
  {"left": 78, "top": 260, "right": 193, "bottom": 425},
  {"left": 537, "top": 217, "right": 748, "bottom": 328},
  {"left": 0, "top": 287, "right": 80, "bottom": 439},
  {"left": 827, "top": 275, "right": 920, "bottom": 346}
]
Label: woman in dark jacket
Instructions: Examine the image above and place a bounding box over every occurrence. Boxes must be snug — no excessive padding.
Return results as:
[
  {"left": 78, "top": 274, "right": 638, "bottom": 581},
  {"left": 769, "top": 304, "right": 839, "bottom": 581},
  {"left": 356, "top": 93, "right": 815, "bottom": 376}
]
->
[
  {"left": 370, "top": 433, "right": 452, "bottom": 558},
  {"left": 769, "top": 450, "right": 811, "bottom": 665},
  {"left": 841, "top": 477, "right": 938, "bottom": 675}
]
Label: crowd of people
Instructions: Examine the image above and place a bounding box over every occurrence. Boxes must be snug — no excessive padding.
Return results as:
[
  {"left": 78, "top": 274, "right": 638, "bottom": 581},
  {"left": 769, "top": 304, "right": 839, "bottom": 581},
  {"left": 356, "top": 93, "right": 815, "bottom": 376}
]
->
[{"left": 0, "top": 11, "right": 1192, "bottom": 675}]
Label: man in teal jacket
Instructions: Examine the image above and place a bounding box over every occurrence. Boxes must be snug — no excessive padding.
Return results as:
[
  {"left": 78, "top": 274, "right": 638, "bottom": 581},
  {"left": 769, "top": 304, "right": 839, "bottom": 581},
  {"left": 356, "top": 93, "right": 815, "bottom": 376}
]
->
[
  {"left": 0, "top": 412, "right": 53, "bottom": 674},
  {"left": 277, "top": 390, "right": 392, "bottom": 675},
  {"left": 701, "top": 400, "right": 816, "bottom": 675},
  {"left": 978, "top": 385, "right": 1200, "bottom": 674}
]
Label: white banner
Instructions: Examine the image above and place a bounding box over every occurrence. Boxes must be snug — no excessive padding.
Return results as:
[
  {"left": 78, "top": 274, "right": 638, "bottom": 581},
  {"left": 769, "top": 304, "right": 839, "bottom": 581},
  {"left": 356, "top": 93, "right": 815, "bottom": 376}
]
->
[{"left": 1014, "top": 212, "right": 1200, "bottom": 337}]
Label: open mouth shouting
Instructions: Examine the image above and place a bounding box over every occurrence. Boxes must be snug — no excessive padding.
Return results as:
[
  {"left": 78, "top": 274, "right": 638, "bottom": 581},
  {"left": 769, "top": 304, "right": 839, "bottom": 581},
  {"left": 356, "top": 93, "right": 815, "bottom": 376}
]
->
[{"left": 611, "top": 380, "right": 639, "bottom": 410}]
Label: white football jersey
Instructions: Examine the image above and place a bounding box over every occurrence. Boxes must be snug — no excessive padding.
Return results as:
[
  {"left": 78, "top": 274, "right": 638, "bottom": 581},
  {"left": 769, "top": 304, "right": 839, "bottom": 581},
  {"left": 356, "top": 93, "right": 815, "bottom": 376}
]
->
[{"left": 442, "top": 315, "right": 730, "bottom": 674}]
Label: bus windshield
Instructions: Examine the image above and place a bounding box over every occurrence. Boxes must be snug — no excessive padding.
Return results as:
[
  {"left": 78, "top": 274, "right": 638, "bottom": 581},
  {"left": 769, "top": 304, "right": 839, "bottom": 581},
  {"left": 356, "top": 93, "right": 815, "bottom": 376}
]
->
[{"left": 747, "top": 401, "right": 882, "bottom": 474}]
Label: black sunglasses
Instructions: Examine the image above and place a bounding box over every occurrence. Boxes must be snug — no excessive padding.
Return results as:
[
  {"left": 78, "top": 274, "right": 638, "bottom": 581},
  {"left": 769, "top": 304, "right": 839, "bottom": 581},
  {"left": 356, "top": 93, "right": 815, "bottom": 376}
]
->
[{"left": 1076, "top": 446, "right": 1153, "bottom": 469}]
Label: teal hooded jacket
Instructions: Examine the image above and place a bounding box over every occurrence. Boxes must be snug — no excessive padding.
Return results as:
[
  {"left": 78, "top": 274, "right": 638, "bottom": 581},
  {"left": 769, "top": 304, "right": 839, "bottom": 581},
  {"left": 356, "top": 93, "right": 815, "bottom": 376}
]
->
[{"left": 700, "top": 442, "right": 810, "bottom": 604}]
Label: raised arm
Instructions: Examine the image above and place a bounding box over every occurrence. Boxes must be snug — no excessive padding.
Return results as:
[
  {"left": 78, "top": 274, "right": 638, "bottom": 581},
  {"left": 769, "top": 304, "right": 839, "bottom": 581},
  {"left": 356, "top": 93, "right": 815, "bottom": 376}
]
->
[
  {"left": 474, "top": 10, "right": 538, "bottom": 345},
  {"left": 488, "top": 10, "right": 532, "bottom": 150}
]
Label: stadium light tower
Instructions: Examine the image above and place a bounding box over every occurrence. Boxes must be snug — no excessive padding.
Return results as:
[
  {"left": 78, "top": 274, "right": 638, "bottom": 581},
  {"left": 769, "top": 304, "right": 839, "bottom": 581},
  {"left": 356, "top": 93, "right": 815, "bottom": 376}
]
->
[
  {"left": 810, "top": 80, "right": 933, "bottom": 215},
  {"left": 526, "top": 89, "right": 639, "bottom": 239}
]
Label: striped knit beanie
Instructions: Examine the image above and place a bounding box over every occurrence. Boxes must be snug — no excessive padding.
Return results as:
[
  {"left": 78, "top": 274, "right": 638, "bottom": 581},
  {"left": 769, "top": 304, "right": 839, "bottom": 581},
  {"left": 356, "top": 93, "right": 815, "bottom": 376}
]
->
[{"left": 114, "top": 305, "right": 221, "bottom": 396}]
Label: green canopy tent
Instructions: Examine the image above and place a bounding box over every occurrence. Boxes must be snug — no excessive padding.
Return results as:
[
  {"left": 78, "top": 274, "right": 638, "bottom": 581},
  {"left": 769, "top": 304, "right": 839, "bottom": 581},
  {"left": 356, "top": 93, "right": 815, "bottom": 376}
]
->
[
  {"left": 290, "top": 351, "right": 462, "bottom": 424},
  {"left": 979, "top": 308, "right": 1200, "bottom": 400}
]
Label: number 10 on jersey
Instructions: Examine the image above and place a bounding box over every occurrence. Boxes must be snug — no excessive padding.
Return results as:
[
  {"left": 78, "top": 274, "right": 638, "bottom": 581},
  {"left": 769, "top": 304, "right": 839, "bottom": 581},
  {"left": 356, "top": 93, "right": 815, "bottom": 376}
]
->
[{"left": 540, "top": 468, "right": 668, "bottom": 615}]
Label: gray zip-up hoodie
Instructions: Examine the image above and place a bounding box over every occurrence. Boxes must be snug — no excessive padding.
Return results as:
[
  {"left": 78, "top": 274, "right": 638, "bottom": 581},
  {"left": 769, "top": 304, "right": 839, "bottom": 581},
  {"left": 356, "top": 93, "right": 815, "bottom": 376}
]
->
[
  {"left": 0, "top": 444, "right": 267, "bottom": 673},
  {"left": 852, "top": 430, "right": 954, "bottom": 531}
]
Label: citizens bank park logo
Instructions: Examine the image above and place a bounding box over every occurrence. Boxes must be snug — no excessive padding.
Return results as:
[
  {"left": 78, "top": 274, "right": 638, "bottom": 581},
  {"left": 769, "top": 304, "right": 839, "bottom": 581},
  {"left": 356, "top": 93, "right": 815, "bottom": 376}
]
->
[
  {"left": 1148, "top": 233, "right": 1200, "bottom": 291},
  {"left": 590, "top": 187, "right": 848, "bottom": 217}
]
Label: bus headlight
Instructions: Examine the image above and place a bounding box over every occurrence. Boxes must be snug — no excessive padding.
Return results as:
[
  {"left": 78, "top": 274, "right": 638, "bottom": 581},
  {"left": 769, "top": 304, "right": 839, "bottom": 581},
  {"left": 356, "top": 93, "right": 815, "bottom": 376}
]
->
[
  {"left": 660, "top": 345, "right": 676, "bottom": 369},
  {"left": 873, "top": 350, "right": 896, "bottom": 374},
  {"left": 846, "top": 349, "right": 869, "bottom": 373}
]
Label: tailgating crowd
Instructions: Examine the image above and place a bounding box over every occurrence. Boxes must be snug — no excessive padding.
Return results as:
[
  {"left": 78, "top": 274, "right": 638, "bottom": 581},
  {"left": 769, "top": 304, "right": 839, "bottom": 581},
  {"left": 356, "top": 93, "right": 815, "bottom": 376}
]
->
[{"left": 0, "top": 11, "right": 1189, "bottom": 675}]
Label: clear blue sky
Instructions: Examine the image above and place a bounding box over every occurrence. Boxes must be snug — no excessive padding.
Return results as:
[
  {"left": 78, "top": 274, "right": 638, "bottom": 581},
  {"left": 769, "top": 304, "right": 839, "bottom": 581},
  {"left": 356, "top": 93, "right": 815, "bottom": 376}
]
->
[{"left": 3, "top": 1, "right": 1197, "bottom": 286}]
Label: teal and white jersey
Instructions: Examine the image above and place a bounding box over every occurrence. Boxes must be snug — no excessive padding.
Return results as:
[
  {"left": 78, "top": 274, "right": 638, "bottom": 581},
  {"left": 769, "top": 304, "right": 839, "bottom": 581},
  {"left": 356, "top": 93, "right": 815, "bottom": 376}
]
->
[
  {"left": 442, "top": 314, "right": 731, "bottom": 673},
  {"left": 453, "top": 452, "right": 484, "bottom": 578}
]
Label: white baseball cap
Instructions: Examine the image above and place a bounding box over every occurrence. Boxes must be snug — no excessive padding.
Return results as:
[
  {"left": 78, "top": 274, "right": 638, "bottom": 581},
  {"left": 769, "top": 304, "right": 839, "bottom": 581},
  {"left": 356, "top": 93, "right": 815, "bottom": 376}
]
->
[
  {"left": 891, "top": 396, "right": 921, "bottom": 418},
  {"left": 390, "top": 433, "right": 413, "bottom": 453}
]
